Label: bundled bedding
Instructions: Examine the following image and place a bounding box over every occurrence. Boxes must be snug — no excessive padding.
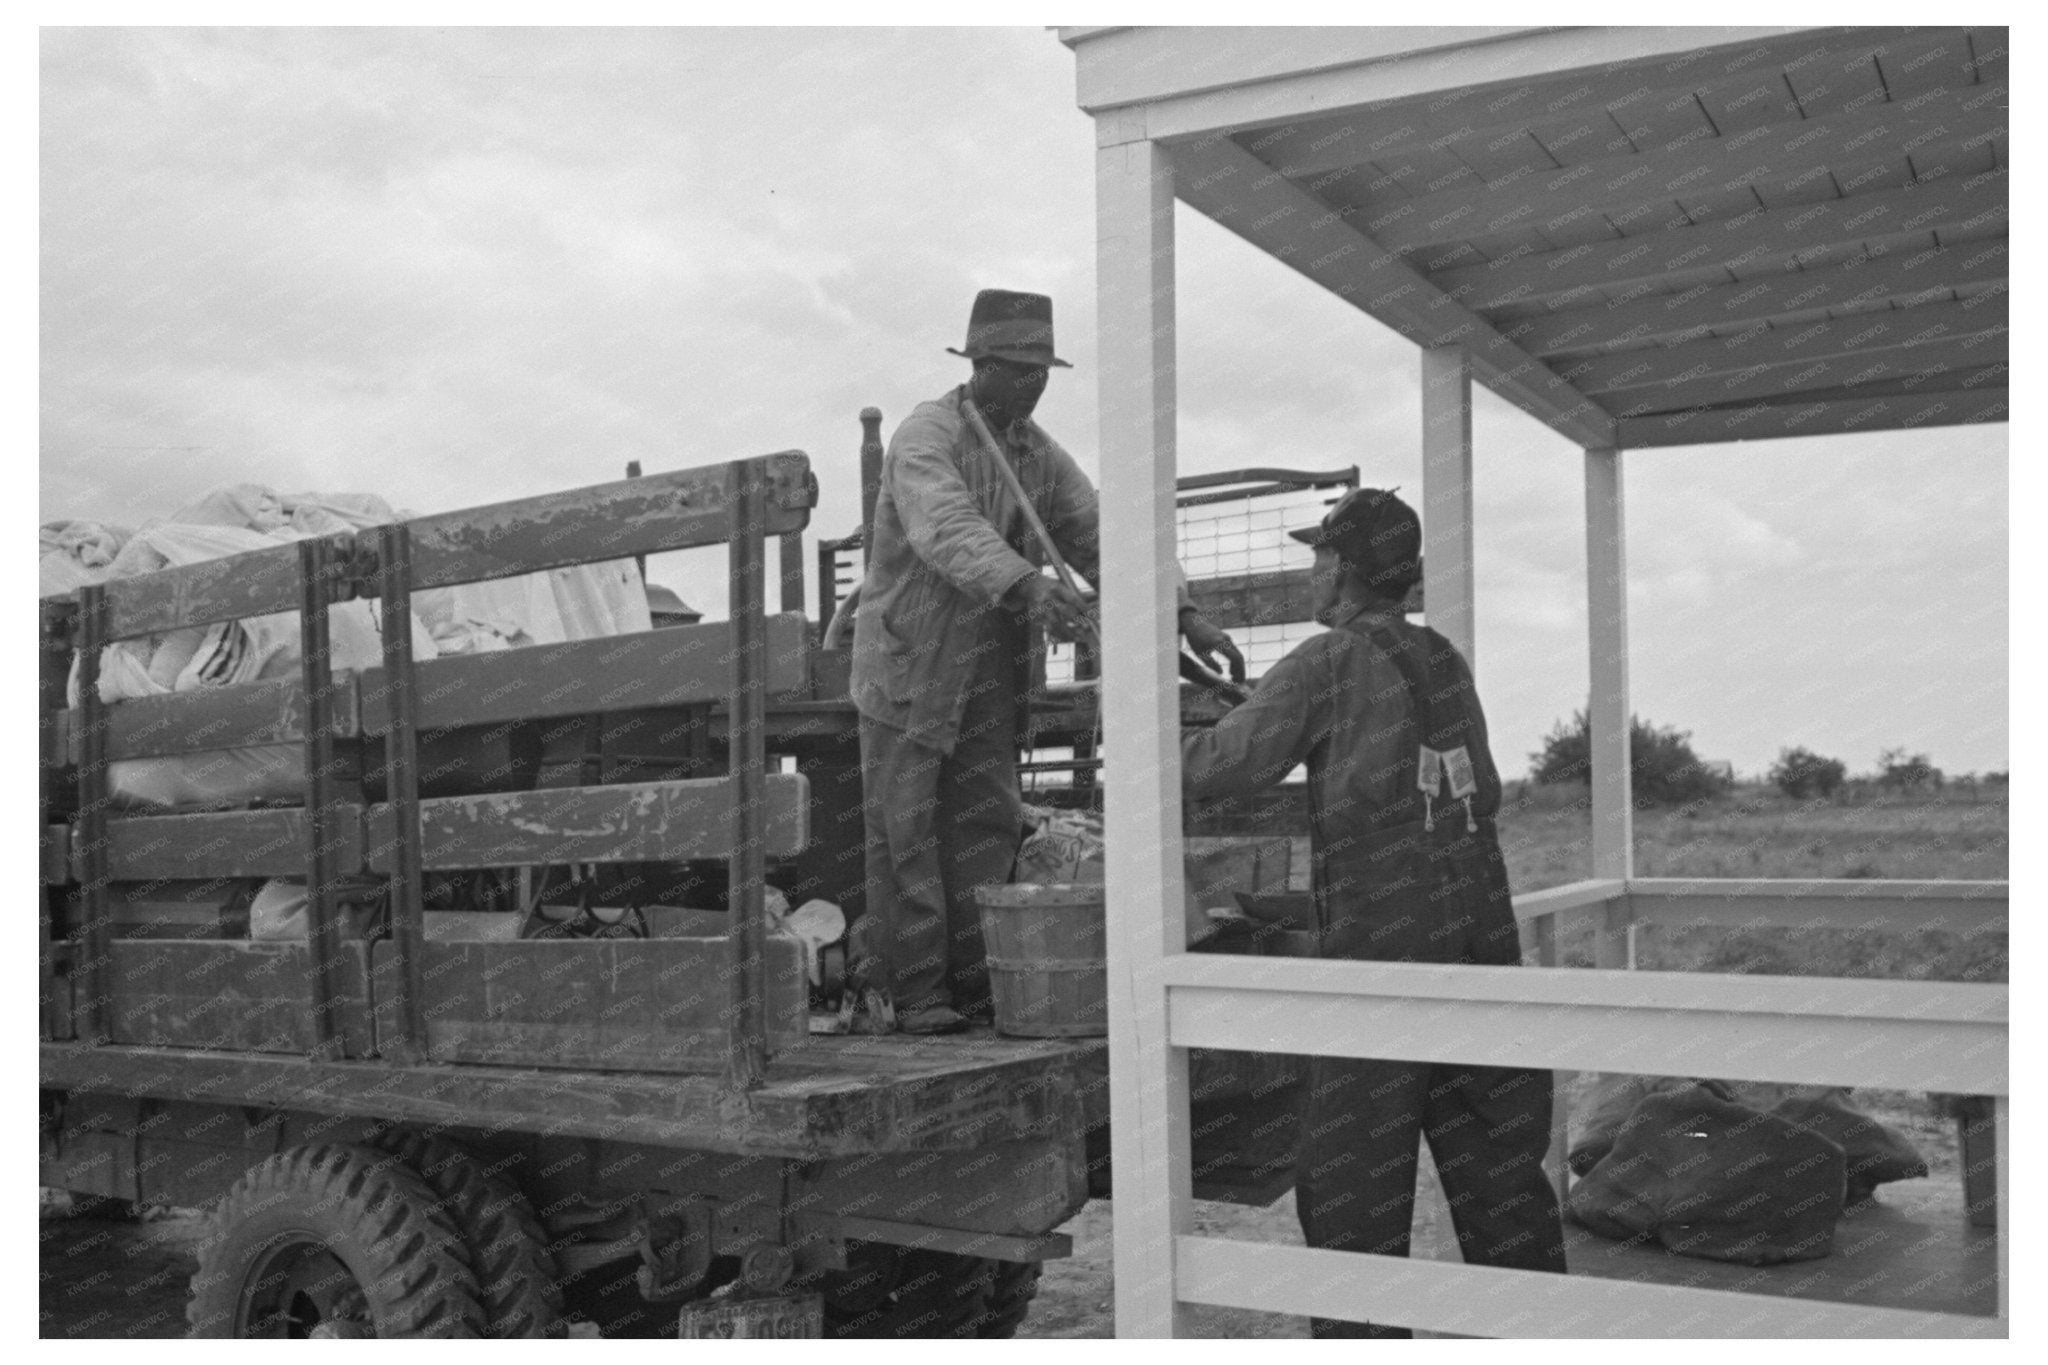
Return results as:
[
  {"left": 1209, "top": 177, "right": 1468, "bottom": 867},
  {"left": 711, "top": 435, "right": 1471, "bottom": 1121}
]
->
[{"left": 51, "top": 483, "right": 653, "bottom": 810}]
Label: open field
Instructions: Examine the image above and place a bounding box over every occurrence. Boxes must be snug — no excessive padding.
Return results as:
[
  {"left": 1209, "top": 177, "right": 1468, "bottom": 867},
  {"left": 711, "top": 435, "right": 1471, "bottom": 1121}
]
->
[{"left": 40, "top": 789, "right": 2006, "bottom": 1338}]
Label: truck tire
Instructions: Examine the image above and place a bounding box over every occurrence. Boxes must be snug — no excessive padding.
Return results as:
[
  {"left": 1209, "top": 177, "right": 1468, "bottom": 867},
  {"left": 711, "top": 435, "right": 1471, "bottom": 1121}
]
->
[
  {"left": 375, "top": 1132, "right": 566, "bottom": 1339},
  {"left": 820, "top": 1244, "right": 1039, "bottom": 1338},
  {"left": 186, "top": 1143, "right": 485, "bottom": 1339}
]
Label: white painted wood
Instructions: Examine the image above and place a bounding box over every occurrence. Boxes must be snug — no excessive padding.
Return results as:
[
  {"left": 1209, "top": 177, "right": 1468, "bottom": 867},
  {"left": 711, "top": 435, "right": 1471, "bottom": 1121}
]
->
[
  {"left": 1995, "top": 1095, "right": 2008, "bottom": 1321},
  {"left": 1510, "top": 878, "right": 1625, "bottom": 921},
  {"left": 1077, "top": 27, "right": 1816, "bottom": 139},
  {"left": 1172, "top": 1237, "right": 2004, "bottom": 1337},
  {"left": 1160, "top": 956, "right": 2008, "bottom": 1093},
  {"left": 1626, "top": 878, "right": 2008, "bottom": 936},
  {"left": 1584, "top": 448, "right": 1631, "bottom": 883},
  {"left": 1064, "top": 25, "right": 1539, "bottom": 113},
  {"left": 1095, "top": 135, "right": 1192, "bottom": 1341},
  {"left": 1420, "top": 346, "right": 1475, "bottom": 672},
  {"left": 1169, "top": 137, "right": 1615, "bottom": 450}
]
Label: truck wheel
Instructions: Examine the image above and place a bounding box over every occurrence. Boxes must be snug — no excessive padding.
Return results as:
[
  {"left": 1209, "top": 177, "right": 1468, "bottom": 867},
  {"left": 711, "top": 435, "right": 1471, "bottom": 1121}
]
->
[
  {"left": 376, "top": 1132, "right": 566, "bottom": 1339},
  {"left": 819, "top": 1244, "right": 1038, "bottom": 1338},
  {"left": 186, "top": 1144, "right": 485, "bottom": 1339}
]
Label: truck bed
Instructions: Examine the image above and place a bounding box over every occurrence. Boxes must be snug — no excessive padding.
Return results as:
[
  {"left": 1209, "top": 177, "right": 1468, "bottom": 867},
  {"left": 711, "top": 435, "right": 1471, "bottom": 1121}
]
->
[{"left": 39, "top": 1028, "right": 1107, "bottom": 1161}]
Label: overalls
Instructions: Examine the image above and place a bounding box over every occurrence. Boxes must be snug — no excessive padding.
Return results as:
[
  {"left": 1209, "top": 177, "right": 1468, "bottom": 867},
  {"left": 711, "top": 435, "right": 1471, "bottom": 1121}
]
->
[{"left": 1295, "top": 615, "right": 1567, "bottom": 1337}]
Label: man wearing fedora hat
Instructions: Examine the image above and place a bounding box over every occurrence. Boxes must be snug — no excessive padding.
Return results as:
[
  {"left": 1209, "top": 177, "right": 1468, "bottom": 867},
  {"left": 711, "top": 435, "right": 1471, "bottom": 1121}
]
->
[
  {"left": 1179, "top": 488, "right": 1566, "bottom": 1335},
  {"left": 852, "top": 288, "right": 1243, "bottom": 1035}
]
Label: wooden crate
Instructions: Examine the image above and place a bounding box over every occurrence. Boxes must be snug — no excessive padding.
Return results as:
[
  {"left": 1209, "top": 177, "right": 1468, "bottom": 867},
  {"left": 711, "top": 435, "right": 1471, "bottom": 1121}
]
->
[
  {"left": 105, "top": 940, "right": 373, "bottom": 1054},
  {"left": 371, "top": 936, "right": 807, "bottom": 1073}
]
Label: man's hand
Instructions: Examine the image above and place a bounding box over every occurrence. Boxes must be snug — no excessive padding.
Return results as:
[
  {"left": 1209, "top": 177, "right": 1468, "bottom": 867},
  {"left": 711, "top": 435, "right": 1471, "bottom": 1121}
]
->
[
  {"left": 1179, "top": 608, "right": 1246, "bottom": 683},
  {"left": 1008, "top": 573, "right": 1095, "bottom": 644}
]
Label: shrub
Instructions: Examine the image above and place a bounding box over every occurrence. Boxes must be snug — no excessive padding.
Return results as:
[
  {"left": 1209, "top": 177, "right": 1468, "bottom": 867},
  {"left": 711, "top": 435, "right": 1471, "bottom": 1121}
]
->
[
  {"left": 1769, "top": 746, "right": 1847, "bottom": 799},
  {"left": 1529, "top": 708, "right": 1734, "bottom": 806},
  {"left": 1877, "top": 747, "right": 1944, "bottom": 793}
]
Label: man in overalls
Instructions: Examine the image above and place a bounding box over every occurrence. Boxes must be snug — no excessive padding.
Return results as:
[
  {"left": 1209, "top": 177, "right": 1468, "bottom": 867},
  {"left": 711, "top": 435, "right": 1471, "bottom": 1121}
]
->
[{"left": 1181, "top": 488, "right": 1566, "bottom": 1336}]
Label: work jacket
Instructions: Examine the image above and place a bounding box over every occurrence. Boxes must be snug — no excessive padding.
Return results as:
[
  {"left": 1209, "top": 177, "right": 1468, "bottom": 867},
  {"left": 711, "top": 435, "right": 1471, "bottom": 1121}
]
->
[
  {"left": 1182, "top": 603, "right": 1519, "bottom": 965},
  {"left": 850, "top": 386, "right": 1104, "bottom": 753}
]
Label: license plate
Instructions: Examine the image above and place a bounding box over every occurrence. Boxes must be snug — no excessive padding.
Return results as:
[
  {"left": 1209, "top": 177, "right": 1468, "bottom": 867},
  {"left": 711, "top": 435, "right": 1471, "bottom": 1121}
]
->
[{"left": 677, "top": 1293, "right": 824, "bottom": 1339}]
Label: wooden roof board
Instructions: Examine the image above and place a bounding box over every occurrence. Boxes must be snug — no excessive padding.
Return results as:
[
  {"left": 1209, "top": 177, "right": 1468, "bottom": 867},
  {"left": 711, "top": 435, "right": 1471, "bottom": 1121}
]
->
[{"left": 1079, "top": 25, "right": 2008, "bottom": 443}]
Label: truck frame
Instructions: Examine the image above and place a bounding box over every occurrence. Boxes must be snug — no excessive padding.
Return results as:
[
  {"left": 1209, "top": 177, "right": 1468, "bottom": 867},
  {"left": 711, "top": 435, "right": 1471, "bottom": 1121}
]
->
[{"left": 39, "top": 436, "right": 1336, "bottom": 1337}]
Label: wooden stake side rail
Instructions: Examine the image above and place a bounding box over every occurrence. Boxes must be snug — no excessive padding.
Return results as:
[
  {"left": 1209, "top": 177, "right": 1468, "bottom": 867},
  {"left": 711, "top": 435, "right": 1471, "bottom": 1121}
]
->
[
  {"left": 1171, "top": 1238, "right": 2001, "bottom": 1338},
  {"left": 64, "top": 456, "right": 815, "bottom": 642},
  {"left": 1513, "top": 877, "right": 2010, "bottom": 942},
  {"left": 54, "top": 613, "right": 813, "bottom": 763},
  {"left": 37, "top": 1036, "right": 1101, "bottom": 1160},
  {"left": 69, "top": 775, "right": 811, "bottom": 881}
]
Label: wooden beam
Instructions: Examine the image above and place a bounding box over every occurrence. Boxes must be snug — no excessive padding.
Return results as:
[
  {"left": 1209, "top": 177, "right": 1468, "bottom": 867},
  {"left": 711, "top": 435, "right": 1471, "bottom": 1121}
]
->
[
  {"left": 1585, "top": 448, "right": 1630, "bottom": 883},
  {"left": 1097, "top": 134, "right": 1193, "bottom": 1340},
  {"left": 399, "top": 454, "right": 814, "bottom": 594},
  {"left": 1161, "top": 954, "right": 2008, "bottom": 1093},
  {"left": 1432, "top": 172, "right": 2008, "bottom": 312},
  {"left": 358, "top": 614, "right": 811, "bottom": 733},
  {"left": 97, "top": 539, "right": 334, "bottom": 643},
  {"left": 1170, "top": 135, "right": 1614, "bottom": 447},
  {"left": 61, "top": 674, "right": 353, "bottom": 764},
  {"left": 94, "top": 808, "right": 365, "bottom": 882},
  {"left": 1174, "top": 1236, "right": 2001, "bottom": 1337},
  {"left": 1626, "top": 878, "right": 2007, "bottom": 937},
  {"left": 1239, "top": 28, "right": 1943, "bottom": 177},
  {"left": 1340, "top": 83, "right": 2006, "bottom": 256},
  {"left": 1614, "top": 386, "right": 2007, "bottom": 446},
  {"left": 1506, "top": 238, "right": 2008, "bottom": 357},
  {"left": 1598, "top": 341, "right": 2005, "bottom": 411},
  {"left": 363, "top": 774, "right": 811, "bottom": 871},
  {"left": 1184, "top": 568, "right": 1315, "bottom": 630},
  {"left": 1557, "top": 293, "right": 2007, "bottom": 392},
  {"left": 39, "top": 1036, "right": 1094, "bottom": 1160},
  {"left": 1117, "top": 27, "right": 1817, "bottom": 145},
  {"left": 1420, "top": 346, "right": 1476, "bottom": 670}
]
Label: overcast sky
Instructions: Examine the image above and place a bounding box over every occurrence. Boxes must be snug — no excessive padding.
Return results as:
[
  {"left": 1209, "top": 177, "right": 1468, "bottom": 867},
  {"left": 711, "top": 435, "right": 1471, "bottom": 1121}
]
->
[{"left": 40, "top": 26, "right": 2008, "bottom": 777}]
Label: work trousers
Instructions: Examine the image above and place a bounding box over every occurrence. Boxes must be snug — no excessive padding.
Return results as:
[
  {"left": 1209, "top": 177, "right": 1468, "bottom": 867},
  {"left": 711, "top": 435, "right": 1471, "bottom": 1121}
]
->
[
  {"left": 1296, "top": 1056, "right": 1565, "bottom": 1337},
  {"left": 858, "top": 654, "right": 1023, "bottom": 1015}
]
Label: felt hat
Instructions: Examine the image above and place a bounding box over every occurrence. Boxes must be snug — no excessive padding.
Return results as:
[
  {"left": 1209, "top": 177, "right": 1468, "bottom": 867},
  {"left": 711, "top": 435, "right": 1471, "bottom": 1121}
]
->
[{"left": 946, "top": 289, "right": 1072, "bottom": 368}]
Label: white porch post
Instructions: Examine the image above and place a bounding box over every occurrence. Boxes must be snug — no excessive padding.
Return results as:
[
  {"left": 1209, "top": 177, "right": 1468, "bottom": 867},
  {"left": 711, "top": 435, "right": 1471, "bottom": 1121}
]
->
[
  {"left": 1421, "top": 345, "right": 1476, "bottom": 670},
  {"left": 1096, "top": 135, "right": 1192, "bottom": 1339},
  {"left": 1585, "top": 447, "right": 1634, "bottom": 962}
]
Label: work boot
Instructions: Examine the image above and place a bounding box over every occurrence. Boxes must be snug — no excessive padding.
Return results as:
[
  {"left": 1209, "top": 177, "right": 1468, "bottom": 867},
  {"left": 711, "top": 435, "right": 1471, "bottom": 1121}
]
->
[{"left": 896, "top": 1004, "right": 970, "bottom": 1036}]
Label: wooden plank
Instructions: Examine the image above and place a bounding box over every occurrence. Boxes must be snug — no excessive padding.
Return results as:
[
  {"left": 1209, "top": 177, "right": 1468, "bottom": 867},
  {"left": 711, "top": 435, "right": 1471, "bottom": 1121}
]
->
[
  {"left": 1505, "top": 238, "right": 2008, "bottom": 357},
  {"left": 1598, "top": 340, "right": 2005, "bottom": 411},
  {"left": 1434, "top": 173, "right": 2009, "bottom": 312},
  {"left": 1119, "top": 27, "right": 1819, "bottom": 145},
  {"left": 1169, "top": 135, "right": 1615, "bottom": 448},
  {"left": 1184, "top": 568, "right": 1314, "bottom": 630},
  {"left": 1097, "top": 134, "right": 1194, "bottom": 1340},
  {"left": 399, "top": 454, "right": 814, "bottom": 593},
  {"left": 1352, "top": 83, "right": 2006, "bottom": 255},
  {"left": 40, "top": 1036, "right": 1098, "bottom": 1159},
  {"left": 95, "top": 807, "right": 365, "bottom": 881},
  {"left": 96, "top": 537, "right": 328, "bottom": 642},
  {"left": 727, "top": 461, "right": 773, "bottom": 1089},
  {"left": 1625, "top": 878, "right": 2007, "bottom": 936},
  {"left": 364, "top": 773, "right": 810, "bottom": 871},
  {"left": 1556, "top": 294, "right": 2008, "bottom": 392},
  {"left": 357, "top": 614, "right": 811, "bottom": 732},
  {"left": 1173, "top": 1236, "right": 2001, "bottom": 1337},
  {"left": 822, "top": 1215, "right": 1073, "bottom": 1265},
  {"left": 1616, "top": 386, "right": 2007, "bottom": 447},
  {"left": 1420, "top": 346, "right": 1475, "bottom": 670},
  {"left": 1511, "top": 878, "right": 1626, "bottom": 922},
  {"left": 59, "top": 674, "right": 355, "bottom": 764},
  {"left": 1585, "top": 449, "right": 1632, "bottom": 883},
  {"left": 1161, "top": 955, "right": 2008, "bottom": 1093},
  {"left": 369, "top": 938, "right": 807, "bottom": 1073},
  {"left": 106, "top": 940, "right": 373, "bottom": 1056}
]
